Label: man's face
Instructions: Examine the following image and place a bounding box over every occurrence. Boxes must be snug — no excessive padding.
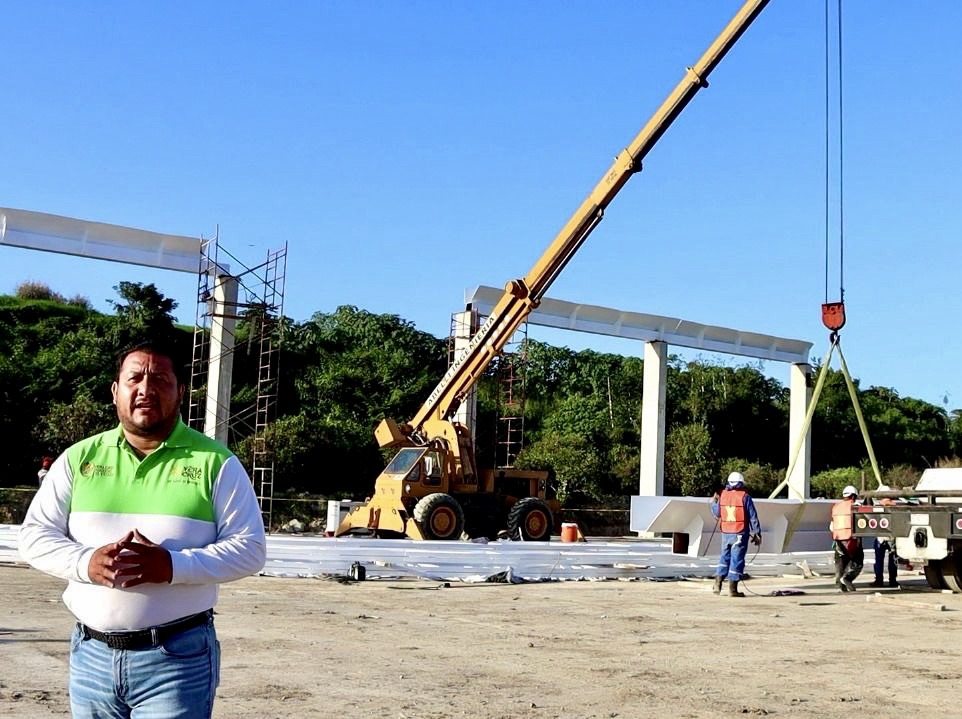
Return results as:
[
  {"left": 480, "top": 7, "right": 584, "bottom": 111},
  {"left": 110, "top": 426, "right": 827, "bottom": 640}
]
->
[{"left": 111, "top": 350, "right": 184, "bottom": 440}]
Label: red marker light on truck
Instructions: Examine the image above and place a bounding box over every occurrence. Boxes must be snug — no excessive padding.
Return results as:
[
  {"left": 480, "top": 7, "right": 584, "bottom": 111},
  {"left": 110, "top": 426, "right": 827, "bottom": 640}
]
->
[
  {"left": 956, "top": 518, "right": 962, "bottom": 531},
  {"left": 868, "top": 518, "right": 878, "bottom": 529},
  {"left": 880, "top": 518, "right": 890, "bottom": 530}
]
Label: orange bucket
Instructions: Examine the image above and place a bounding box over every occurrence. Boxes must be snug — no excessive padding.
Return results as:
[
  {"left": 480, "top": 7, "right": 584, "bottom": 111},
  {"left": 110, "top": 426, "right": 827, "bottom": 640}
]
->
[{"left": 560, "top": 522, "right": 579, "bottom": 543}]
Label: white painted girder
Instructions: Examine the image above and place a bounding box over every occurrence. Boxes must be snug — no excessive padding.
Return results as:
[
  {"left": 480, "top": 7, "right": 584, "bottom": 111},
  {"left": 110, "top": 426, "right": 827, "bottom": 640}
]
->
[
  {"left": 466, "top": 285, "right": 812, "bottom": 364},
  {"left": 630, "top": 497, "right": 835, "bottom": 556},
  {"left": 0, "top": 207, "right": 202, "bottom": 274}
]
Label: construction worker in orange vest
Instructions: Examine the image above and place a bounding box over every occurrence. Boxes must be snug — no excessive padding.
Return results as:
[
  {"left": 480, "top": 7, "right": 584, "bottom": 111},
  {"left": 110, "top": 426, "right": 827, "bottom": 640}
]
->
[
  {"left": 710, "top": 471, "right": 762, "bottom": 598},
  {"left": 830, "top": 485, "right": 863, "bottom": 592}
]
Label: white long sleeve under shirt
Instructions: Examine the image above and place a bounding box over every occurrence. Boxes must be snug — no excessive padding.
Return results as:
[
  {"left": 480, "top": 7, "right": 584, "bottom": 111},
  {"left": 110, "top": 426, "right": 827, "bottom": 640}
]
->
[{"left": 19, "top": 422, "right": 267, "bottom": 631}]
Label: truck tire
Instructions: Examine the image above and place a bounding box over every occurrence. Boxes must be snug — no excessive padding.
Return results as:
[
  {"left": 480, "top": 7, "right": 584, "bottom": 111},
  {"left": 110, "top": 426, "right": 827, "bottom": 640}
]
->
[
  {"left": 924, "top": 560, "right": 948, "bottom": 591},
  {"left": 942, "top": 553, "right": 962, "bottom": 593},
  {"left": 413, "top": 493, "right": 465, "bottom": 541},
  {"left": 507, "top": 497, "right": 553, "bottom": 542}
]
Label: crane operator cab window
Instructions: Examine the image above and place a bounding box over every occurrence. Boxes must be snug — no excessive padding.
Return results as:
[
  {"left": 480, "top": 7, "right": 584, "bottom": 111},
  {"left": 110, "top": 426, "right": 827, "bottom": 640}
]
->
[
  {"left": 422, "top": 451, "right": 443, "bottom": 487},
  {"left": 384, "top": 448, "right": 421, "bottom": 477}
]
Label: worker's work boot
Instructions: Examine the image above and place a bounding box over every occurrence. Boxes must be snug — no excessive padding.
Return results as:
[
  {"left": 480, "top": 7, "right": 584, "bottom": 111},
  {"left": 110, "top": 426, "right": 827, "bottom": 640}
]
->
[
  {"left": 869, "top": 577, "right": 885, "bottom": 588},
  {"left": 712, "top": 576, "right": 724, "bottom": 595},
  {"left": 841, "top": 577, "right": 856, "bottom": 592},
  {"left": 728, "top": 581, "right": 745, "bottom": 598}
]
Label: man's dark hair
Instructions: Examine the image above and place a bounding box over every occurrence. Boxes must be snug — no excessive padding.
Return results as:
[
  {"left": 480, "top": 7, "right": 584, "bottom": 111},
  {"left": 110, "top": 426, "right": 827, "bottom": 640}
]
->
[{"left": 116, "top": 338, "right": 189, "bottom": 385}]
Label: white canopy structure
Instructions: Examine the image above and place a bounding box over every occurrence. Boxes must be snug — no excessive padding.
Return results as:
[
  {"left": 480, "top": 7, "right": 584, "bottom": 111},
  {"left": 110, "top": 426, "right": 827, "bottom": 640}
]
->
[
  {"left": 465, "top": 285, "right": 812, "bottom": 364},
  {"left": 461, "top": 284, "right": 818, "bottom": 545},
  {"left": 0, "top": 207, "right": 202, "bottom": 274}
]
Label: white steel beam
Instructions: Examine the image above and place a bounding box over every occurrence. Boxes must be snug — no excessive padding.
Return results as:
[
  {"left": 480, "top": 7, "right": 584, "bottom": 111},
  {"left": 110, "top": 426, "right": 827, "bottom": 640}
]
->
[
  {"left": 629, "top": 496, "right": 834, "bottom": 555},
  {"left": 0, "top": 207, "right": 202, "bottom": 274},
  {"left": 465, "top": 284, "right": 815, "bottom": 502},
  {"left": 466, "top": 285, "right": 812, "bottom": 364}
]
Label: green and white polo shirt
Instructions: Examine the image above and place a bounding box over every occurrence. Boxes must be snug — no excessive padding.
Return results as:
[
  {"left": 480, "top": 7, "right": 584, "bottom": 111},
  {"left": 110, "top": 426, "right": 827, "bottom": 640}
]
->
[{"left": 19, "top": 419, "right": 266, "bottom": 631}]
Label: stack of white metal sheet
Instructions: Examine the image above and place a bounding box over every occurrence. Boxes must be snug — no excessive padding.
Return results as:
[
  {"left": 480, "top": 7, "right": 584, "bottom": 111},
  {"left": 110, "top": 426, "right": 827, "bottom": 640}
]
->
[
  {"left": 0, "top": 525, "right": 835, "bottom": 583},
  {"left": 262, "top": 534, "right": 834, "bottom": 583}
]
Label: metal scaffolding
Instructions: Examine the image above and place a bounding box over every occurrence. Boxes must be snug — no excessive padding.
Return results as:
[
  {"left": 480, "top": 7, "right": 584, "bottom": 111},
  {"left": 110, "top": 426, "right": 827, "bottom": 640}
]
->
[
  {"left": 187, "top": 235, "right": 219, "bottom": 433},
  {"left": 448, "top": 308, "right": 530, "bottom": 469},
  {"left": 189, "top": 234, "right": 288, "bottom": 529},
  {"left": 494, "top": 324, "right": 528, "bottom": 469},
  {"left": 250, "top": 247, "right": 287, "bottom": 529}
]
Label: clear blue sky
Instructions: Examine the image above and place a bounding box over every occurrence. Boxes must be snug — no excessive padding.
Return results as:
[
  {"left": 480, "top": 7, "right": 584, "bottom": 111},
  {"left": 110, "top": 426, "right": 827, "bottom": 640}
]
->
[{"left": 2, "top": 2, "right": 959, "bottom": 410}]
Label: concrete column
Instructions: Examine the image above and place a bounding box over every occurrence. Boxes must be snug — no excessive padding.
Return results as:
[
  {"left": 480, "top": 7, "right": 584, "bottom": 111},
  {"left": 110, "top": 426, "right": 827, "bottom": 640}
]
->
[
  {"left": 787, "top": 362, "right": 813, "bottom": 500},
  {"left": 451, "top": 310, "right": 478, "bottom": 440},
  {"left": 639, "top": 341, "right": 667, "bottom": 497},
  {"left": 205, "top": 275, "right": 238, "bottom": 445}
]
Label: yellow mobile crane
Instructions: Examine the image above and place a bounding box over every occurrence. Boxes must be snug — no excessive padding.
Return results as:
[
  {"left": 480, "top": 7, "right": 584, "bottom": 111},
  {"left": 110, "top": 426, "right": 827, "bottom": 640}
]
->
[{"left": 337, "top": 0, "right": 771, "bottom": 541}]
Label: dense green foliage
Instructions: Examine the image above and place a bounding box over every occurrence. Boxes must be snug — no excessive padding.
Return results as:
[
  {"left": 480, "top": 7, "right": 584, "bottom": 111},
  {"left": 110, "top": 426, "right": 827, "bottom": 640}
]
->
[{"left": 2, "top": 284, "right": 960, "bottom": 507}]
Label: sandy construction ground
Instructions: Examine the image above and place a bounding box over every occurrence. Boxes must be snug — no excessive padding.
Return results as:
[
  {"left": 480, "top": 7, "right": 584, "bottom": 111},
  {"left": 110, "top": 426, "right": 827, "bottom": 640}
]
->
[{"left": 1, "top": 561, "right": 960, "bottom": 719}]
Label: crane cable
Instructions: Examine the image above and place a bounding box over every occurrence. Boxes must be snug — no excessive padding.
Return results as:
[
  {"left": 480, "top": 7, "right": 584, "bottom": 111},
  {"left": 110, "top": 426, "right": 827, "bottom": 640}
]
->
[
  {"left": 821, "top": 0, "right": 846, "bottom": 337},
  {"left": 824, "top": 0, "right": 845, "bottom": 313},
  {"left": 769, "top": 0, "right": 882, "bottom": 501}
]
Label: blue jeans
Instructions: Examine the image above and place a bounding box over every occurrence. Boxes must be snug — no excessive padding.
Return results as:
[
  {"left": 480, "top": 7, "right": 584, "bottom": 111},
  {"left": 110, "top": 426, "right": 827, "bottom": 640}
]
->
[
  {"left": 69, "top": 620, "right": 220, "bottom": 718},
  {"left": 874, "top": 538, "right": 897, "bottom": 583},
  {"left": 715, "top": 533, "right": 748, "bottom": 581}
]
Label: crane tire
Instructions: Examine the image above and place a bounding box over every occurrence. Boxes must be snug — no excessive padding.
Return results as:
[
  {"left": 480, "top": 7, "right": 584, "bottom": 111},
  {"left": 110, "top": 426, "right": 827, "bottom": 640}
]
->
[
  {"left": 507, "top": 497, "right": 553, "bottom": 542},
  {"left": 413, "top": 493, "right": 465, "bottom": 541}
]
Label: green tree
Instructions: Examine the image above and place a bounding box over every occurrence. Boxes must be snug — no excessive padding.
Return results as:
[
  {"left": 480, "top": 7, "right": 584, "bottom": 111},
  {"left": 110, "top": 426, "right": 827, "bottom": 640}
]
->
[
  {"left": 949, "top": 410, "right": 962, "bottom": 458},
  {"left": 0, "top": 297, "right": 113, "bottom": 484},
  {"left": 665, "top": 422, "right": 717, "bottom": 497},
  {"left": 859, "top": 388, "right": 950, "bottom": 467},
  {"left": 234, "top": 414, "right": 384, "bottom": 496},
  {"left": 609, "top": 443, "right": 641, "bottom": 500},
  {"left": 809, "top": 368, "right": 865, "bottom": 471},
  {"left": 810, "top": 466, "right": 863, "bottom": 499},
  {"left": 667, "top": 360, "right": 787, "bottom": 469},
  {"left": 262, "top": 307, "right": 446, "bottom": 495},
  {"left": 720, "top": 458, "right": 781, "bottom": 498},
  {"left": 16, "top": 280, "right": 67, "bottom": 302},
  {"left": 295, "top": 306, "right": 444, "bottom": 420},
  {"left": 110, "top": 281, "right": 179, "bottom": 343},
  {"left": 515, "top": 432, "right": 606, "bottom": 505},
  {"left": 36, "top": 390, "right": 115, "bottom": 452}
]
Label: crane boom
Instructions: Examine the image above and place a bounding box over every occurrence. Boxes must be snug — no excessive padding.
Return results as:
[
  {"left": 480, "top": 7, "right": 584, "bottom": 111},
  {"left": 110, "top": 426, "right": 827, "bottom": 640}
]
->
[
  {"left": 346, "top": 0, "right": 772, "bottom": 541},
  {"left": 407, "top": 0, "right": 770, "bottom": 435}
]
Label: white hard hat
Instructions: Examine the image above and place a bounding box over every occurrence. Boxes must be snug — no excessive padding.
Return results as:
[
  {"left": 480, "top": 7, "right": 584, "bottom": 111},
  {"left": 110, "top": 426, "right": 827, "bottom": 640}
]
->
[
  {"left": 727, "top": 471, "right": 746, "bottom": 487},
  {"left": 842, "top": 485, "right": 858, "bottom": 498}
]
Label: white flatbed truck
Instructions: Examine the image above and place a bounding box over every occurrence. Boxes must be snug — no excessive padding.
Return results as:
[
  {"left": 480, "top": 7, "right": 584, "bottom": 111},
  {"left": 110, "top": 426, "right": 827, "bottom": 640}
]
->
[{"left": 854, "top": 468, "right": 962, "bottom": 591}]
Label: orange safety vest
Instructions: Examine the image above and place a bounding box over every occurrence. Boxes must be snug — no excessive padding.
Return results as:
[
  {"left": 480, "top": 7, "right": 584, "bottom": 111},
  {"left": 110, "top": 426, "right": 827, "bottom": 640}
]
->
[
  {"left": 719, "top": 488, "right": 748, "bottom": 533},
  {"left": 831, "top": 500, "right": 854, "bottom": 540}
]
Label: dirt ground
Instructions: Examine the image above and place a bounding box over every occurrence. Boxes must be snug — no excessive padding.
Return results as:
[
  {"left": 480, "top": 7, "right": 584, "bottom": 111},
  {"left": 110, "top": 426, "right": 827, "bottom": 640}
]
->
[{"left": 1, "top": 562, "right": 960, "bottom": 719}]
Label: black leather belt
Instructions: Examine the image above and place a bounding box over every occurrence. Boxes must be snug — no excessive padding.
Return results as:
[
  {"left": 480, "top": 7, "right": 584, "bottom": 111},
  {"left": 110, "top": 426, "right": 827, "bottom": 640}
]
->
[{"left": 80, "top": 610, "right": 212, "bottom": 650}]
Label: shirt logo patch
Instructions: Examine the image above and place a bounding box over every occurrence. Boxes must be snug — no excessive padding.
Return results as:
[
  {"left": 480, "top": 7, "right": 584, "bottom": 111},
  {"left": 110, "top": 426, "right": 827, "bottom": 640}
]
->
[
  {"left": 80, "top": 462, "right": 114, "bottom": 477},
  {"left": 170, "top": 465, "right": 203, "bottom": 483}
]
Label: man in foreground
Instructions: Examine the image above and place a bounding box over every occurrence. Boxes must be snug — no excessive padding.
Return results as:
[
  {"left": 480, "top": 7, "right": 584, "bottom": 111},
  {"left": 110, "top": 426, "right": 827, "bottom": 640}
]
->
[{"left": 19, "top": 338, "right": 267, "bottom": 718}]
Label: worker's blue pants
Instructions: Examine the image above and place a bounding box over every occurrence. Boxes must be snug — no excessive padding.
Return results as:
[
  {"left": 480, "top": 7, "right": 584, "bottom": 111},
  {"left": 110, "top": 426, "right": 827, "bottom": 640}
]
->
[
  {"left": 874, "top": 538, "right": 897, "bottom": 583},
  {"left": 715, "top": 533, "right": 748, "bottom": 582}
]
